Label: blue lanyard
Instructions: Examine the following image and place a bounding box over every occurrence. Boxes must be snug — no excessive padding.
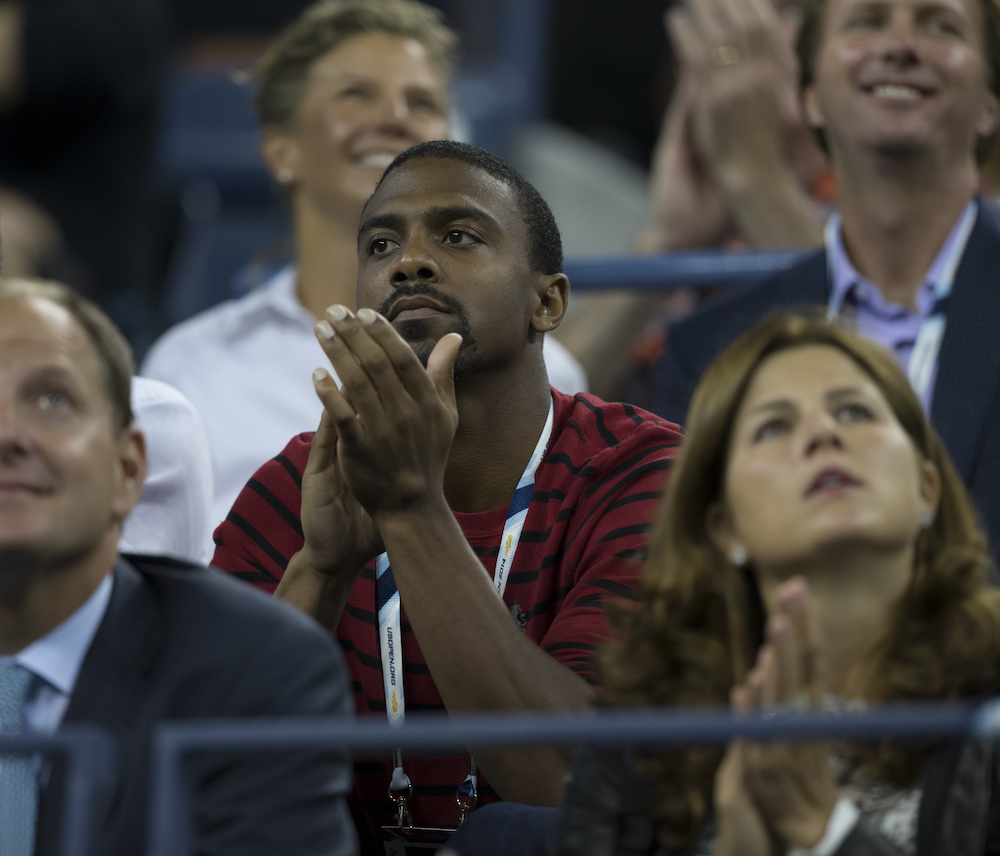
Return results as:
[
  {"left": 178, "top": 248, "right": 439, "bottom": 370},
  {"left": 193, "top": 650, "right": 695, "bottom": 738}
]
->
[
  {"left": 375, "top": 395, "right": 554, "bottom": 729},
  {"left": 376, "top": 397, "right": 555, "bottom": 828},
  {"left": 824, "top": 203, "right": 977, "bottom": 408}
]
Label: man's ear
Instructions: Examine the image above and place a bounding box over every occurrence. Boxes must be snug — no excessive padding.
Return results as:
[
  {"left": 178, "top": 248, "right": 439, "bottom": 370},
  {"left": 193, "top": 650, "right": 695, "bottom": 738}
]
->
[
  {"left": 976, "top": 89, "right": 1000, "bottom": 139},
  {"left": 803, "top": 85, "right": 826, "bottom": 133},
  {"left": 112, "top": 425, "right": 147, "bottom": 525},
  {"left": 530, "top": 273, "right": 569, "bottom": 335},
  {"left": 260, "top": 125, "right": 301, "bottom": 186}
]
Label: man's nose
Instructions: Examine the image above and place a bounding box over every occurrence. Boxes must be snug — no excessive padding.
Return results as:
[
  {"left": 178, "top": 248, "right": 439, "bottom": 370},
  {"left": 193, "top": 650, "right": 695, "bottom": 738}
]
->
[
  {"left": 390, "top": 233, "right": 441, "bottom": 285},
  {"left": 0, "top": 403, "right": 28, "bottom": 464},
  {"left": 880, "top": 12, "right": 921, "bottom": 63}
]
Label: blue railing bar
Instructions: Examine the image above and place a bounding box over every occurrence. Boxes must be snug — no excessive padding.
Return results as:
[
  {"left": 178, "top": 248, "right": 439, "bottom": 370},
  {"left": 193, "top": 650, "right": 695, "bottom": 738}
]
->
[
  {"left": 563, "top": 249, "right": 814, "bottom": 292},
  {"left": 148, "top": 701, "right": 996, "bottom": 856},
  {"left": 0, "top": 725, "right": 116, "bottom": 856},
  {"left": 154, "top": 700, "right": 994, "bottom": 756}
]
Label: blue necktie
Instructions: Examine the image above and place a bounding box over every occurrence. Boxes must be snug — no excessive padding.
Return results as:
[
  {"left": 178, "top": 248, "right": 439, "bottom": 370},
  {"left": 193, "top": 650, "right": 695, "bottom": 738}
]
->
[{"left": 0, "top": 665, "right": 37, "bottom": 856}]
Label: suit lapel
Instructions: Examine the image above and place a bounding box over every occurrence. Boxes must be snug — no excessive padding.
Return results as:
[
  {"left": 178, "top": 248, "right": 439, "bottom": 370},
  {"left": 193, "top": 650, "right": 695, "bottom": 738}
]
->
[
  {"left": 929, "top": 200, "right": 1000, "bottom": 479},
  {"left": 36, "top": 559, "right": 166, "bottom": 856}
]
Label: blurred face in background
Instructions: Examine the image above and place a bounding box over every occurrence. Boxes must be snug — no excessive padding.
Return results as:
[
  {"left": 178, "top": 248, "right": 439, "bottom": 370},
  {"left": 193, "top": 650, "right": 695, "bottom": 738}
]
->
[
  {"left": 803, "top": 0, "right": 999, "bottom": 160},
  {"left": 710, "top": 344, "right": 939, "bottom": 576},
  {"left": 264, "top": 30, "right": 450, "bottom": 223}
]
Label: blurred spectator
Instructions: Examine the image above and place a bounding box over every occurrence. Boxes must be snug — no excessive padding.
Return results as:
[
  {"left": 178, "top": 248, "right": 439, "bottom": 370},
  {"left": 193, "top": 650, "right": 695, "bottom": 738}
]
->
[
  {"left": 0, "top": 279, "right": 356, "bottom": 856},
  {"left": 119, "top": 376, "right": 214, "bottom": 564},
  {"left": 656, "top": 0, "right": 1000, "bottom": 555},
  {"left": 556, "top": 0, "right": 830, "bottom": 401},
  {"left": 0, "top": 0, "right": 167, "bottom": 346},
  {"left": 551, "top": 315, "right": 1000, "bottom": 855},
  {"left": 142, "top": 0, "right": 587, "bottom": 531},
  {"left": 212, "top": 142, "right": 680, "bottom": 854}
]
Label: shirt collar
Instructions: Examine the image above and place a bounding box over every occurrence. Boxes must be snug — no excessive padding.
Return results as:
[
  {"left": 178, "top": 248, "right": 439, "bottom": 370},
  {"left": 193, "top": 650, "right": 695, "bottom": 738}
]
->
[
  {"left": 0, "top": 574, "right": 114, "bottom": 696},
  {"left": 827, "top": 199, "right": 978, "bottom": 316},
  {"left": 258, "top": 264, "right": 315, "bottom": 326}
]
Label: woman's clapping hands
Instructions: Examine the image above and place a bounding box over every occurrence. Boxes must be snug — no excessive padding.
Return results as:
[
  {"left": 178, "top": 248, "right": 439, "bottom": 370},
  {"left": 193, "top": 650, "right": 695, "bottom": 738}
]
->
[{"left": 713, "top": 578, "right": 840, "bottom": 855}]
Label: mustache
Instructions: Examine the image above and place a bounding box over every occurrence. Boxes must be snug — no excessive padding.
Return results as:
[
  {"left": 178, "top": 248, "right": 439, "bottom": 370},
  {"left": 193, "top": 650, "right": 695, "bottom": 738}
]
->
[{"left": 376, "top": 283, "right": 468, "bottom": 321}]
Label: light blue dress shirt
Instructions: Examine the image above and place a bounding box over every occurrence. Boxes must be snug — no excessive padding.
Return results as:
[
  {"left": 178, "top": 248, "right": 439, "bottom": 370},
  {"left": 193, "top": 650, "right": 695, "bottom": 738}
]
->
[{"left": 0, "top": 573, "right": 113, "bottom": 735}]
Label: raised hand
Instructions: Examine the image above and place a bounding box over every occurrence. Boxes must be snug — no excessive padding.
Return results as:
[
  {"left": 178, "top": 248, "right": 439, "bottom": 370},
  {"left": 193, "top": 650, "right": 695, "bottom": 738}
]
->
[
  {"left": 312, "top": 304, "right": 461, "bottom": 521},
  {"left": 710, "top": 694, "right": 775, "bottom": 856},
  {"left": 739, "top": 578, "right": 839, "bottom": 849},
  {"left": 639, "top": 59, "right": 732, "bottom": 252},
  {"left": 657, "top": 0, "right": 824, "bottom": 248},
  {"left": 297, "top": 408, "right": 384, "bottom": 574},
  {"left": 675, "top": 0, "right": 797, "bottom": 181}
]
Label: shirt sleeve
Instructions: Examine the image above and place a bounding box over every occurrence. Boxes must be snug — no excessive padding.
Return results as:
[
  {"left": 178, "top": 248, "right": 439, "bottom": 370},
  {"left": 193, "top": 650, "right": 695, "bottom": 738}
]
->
[
  {"left": 211, "top": 434, "right": 312, "bottom": 591},
  {"left": 538, "top": 421, "right": 678, "bottom": 684}
]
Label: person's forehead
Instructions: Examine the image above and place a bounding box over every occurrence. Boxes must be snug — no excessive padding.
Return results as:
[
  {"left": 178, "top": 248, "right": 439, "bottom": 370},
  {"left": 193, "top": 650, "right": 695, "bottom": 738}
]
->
[
  {"left": 364, "top": 157, "right": 522, "bottom": 229},
  {"left": 309, "top": 30, "right": 447, "bottom": 92},
  {"left": 0, "top": 296, "right": 101, "bottom": 381},
  {"left": 740, "top": 345, "right": 876, "bottom": 409},
  {"left": 825, "top": 0, "right": 981, "bottom": 25}
]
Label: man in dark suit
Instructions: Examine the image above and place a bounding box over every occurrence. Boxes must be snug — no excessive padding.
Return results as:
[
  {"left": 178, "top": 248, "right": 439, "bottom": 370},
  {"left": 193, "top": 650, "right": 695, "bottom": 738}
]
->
[
  {"left": 0, "top": 278, "right": 357, "bottom": 856},
  {"left": 656, "top": 0, "right": 1000, "bottom": 552}
]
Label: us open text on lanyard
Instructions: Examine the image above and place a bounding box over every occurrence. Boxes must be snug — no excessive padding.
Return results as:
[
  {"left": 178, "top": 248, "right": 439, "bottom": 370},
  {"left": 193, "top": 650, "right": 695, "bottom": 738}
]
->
[
  {"left": 823, "top": 202, "right": 977, "bottom": 407},
  {"left": 375, "top": 397, "right": 555, "bottom": 835}
]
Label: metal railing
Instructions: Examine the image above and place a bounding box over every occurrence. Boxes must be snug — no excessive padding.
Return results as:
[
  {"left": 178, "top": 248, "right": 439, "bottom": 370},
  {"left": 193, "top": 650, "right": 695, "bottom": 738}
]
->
[
  {"left": 148, "top": 698, "right": 1000, "bottom": 856},
  {"left": 0, "top": 725, "right": 116, "bottom": 856},
  {"left": 563, "top": 249, "right": 814, "bottom": 292}
]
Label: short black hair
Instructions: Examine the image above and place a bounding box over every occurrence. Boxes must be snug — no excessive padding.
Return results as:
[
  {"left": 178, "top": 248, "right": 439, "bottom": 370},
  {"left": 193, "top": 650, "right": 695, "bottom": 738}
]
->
[{"left": 372, "top": 140, "right": 563, "bottom": 275}]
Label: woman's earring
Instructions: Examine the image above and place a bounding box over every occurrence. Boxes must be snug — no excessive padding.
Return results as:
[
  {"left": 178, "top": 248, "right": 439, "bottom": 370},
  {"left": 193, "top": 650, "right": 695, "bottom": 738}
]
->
[
  {"left": 919, "top": 511, "right": 934, "bottom": 530},
  {"left": 277, "top": 167, "right": 294, "bottom": 184},
  {"left": 729, "top": 547, "right": 748, "bottom": 567}
]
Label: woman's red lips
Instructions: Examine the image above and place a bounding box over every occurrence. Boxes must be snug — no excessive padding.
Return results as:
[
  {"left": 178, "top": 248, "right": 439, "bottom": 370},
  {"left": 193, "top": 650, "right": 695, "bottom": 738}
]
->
[{"left": 805, "top": 467, "right": 863, "bottom": 498}]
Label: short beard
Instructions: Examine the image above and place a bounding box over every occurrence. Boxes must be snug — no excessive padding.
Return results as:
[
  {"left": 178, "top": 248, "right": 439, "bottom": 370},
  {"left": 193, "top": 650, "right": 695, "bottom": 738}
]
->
[{"left": 379, "top": 285, "right": 482, "bottom": 380}]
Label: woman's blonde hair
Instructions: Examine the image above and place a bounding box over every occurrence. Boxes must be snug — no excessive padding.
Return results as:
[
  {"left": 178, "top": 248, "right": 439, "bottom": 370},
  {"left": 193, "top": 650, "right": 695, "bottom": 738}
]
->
[
  {"left": 253, "top": 0, "right": 457, "bottom": 130},
  {"left": 600, "top": 313, "right": 1000, "bottom": 847}
]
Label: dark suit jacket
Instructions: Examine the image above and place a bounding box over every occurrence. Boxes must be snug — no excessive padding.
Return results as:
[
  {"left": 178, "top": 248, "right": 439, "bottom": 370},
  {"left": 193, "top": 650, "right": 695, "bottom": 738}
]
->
[
  {"left": 656, "top": 198, "right": 1000, "bottom": 556},
  {"left": 36, "top": 555, "right": 358, "bottom": 856}
]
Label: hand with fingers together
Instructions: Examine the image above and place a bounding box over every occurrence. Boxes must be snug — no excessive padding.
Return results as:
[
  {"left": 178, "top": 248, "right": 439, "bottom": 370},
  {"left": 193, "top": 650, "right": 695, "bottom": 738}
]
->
[
  {"left": 711, "top": 733, "right": 775, "bottom": 856},
  {"left": 728, "top": 578, "right": 840, "bottom": 850},
  {"left": 644, "top": 0, "right": 824, "bottom": 251},
  {"left": 311, "top": 303, "right": 462, "bottom": 527},
  {"left": 670, "top": 0, "right": 799, "bottom": 183},
  {"left": 297, "top": 409, "right": 384, "bottom": 575},
  {"left": 638, "top": 67, "right": 732, "bottom": 253}
]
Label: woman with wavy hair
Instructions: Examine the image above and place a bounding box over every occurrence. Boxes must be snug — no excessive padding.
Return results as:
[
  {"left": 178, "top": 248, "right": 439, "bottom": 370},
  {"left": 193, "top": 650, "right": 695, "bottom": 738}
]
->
[{"left": 554, "top": 313, "right": 1000, "bottom": 856}]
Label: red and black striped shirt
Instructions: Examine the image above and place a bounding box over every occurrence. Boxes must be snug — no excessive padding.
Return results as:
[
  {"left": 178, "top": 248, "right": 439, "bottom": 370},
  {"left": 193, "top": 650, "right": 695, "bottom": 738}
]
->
[{"left": 212, "top": 389, "right": 681, "bottom": 844}]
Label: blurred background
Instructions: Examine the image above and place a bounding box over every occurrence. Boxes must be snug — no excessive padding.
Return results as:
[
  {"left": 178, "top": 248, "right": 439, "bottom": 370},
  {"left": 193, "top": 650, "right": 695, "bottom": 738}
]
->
[{"left": 0, "top": 0, "right": 673, "bottom": 360}]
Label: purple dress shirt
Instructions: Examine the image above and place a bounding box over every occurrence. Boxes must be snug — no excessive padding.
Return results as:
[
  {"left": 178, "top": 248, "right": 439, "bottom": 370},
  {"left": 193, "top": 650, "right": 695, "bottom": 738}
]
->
[{"left": 826, "top": 201, "right": 978, "bottom": 413}]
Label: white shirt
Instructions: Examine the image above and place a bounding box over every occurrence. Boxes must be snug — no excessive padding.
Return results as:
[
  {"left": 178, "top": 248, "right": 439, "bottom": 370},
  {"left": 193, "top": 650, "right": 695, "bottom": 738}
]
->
[
  {"left": 120, "top": 378, "right": 215, "bottom": 565},
  {"left": 0, "top": 574, "right": 113, "bottom": 735},
  {"left": 142, "top": 265, "right": 589, "bottom": 531}
]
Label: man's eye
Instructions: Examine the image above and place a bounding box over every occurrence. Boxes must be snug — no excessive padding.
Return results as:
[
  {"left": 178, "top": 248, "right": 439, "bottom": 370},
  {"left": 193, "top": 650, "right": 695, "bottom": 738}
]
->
[
  {"left": 443, "top": 230, "right": 476, "bottom": 245},
  {"left": 38, "top": 392, "right": 70, "bottom": 410},
  {"left": 340, "top": 86, "right": 370, "bottom": 100},
  {"left": 370, "top": 237, "right": 399, "bottom": 255},
  {"left": 925, "top": 16, "right": 960, "bottom": 35},
  {"left": 753, "top": 418, "right": 790, "bottom": 442},
  {"left": 847, "top": 11, "right": 882, "bottom": 27}
]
